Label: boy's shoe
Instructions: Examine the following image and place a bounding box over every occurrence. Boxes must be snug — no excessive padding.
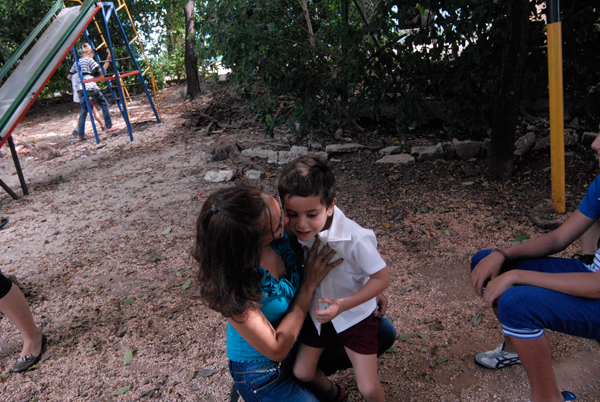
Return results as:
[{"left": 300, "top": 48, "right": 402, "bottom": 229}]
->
[
  {"left": 474, "top": 341, "right": 521, "bottom": 369},
  {"left": 562, "top": 390, "right": 577, "bottom": 401},
  {"left": 330, "top": 384, "right": 345, "bottom": 402}
]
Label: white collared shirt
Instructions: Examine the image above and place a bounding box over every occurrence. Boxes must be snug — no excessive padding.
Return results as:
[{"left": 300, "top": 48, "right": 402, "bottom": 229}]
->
[{"left": 299, "top": 206, "right": 386, "bottom": 334}]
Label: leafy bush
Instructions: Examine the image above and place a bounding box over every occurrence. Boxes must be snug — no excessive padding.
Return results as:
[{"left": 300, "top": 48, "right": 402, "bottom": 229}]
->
[{"left": 199, "top": 0, "right": 600, "bottom": 137}]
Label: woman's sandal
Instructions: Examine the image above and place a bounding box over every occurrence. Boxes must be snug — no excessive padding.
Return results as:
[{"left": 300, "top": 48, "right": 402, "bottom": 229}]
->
[{"left": 12, "top": 333, "right": 47, "bottom": 373}]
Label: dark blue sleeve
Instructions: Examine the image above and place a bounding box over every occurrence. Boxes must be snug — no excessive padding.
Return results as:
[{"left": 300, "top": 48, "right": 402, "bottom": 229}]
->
[{"left": 578, "top": 175, "right": 600, "bottom": 219}]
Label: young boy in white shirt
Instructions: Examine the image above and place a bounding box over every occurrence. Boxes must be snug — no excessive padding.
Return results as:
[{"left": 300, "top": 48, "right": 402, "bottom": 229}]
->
[{"left": 278, "top": 155, "right": 390, "bottom": 402}]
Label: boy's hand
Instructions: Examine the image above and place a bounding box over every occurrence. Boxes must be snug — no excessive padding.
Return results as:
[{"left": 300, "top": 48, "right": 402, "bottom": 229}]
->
[
  {"left": 313, "top": 298, "right": 343, "bottom": 323},
  {"left": 375, "top": 293, "right": 388, "bottom": 316}
]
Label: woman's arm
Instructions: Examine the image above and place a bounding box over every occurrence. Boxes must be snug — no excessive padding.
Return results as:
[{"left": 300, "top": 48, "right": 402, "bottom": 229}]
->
[
  {"left": 313, "top": 267, "right": 391, "bottom": 323},
  {"left": 471, "top": 210, "right": 597, "bottom": 297},
  {"left": 228, "top": 239, "right": 342, "bottom": 362}
]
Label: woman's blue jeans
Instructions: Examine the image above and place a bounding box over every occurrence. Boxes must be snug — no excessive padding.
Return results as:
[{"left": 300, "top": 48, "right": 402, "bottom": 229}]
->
[{"left": 229, "top": 351, "right": 319, "bottom": 402}]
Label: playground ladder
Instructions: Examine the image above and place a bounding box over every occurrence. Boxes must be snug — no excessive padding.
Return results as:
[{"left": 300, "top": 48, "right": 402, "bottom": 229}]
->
[
  {"left": 70, "top": 1, "right": 161, "bottom": 143},
  {"left": 67, "top": 0, "right": 162, "bottom": 120}
]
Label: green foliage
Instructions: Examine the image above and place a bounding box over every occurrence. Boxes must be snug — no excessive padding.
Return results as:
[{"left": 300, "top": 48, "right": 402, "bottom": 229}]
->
[{"left": 199, "top": 0, "right": 600, "bottom": 136}]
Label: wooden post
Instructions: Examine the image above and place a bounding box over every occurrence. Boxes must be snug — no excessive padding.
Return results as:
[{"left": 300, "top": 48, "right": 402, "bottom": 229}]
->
[{"left": 547, "top": 0, "right": 565, "bottom": 213}]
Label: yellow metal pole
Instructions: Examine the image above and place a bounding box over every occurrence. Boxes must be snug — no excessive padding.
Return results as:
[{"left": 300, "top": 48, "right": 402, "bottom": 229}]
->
[{"left": 547, "top": 0, "right": 565, "bottom": 213}]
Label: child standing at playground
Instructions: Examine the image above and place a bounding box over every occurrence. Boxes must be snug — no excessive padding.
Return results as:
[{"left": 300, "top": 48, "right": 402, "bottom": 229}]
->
[
  {"left": 67, "top": 43, "right": 112, "bottom": 141},
  {"left": 278, "top": 155, "right": 390, "bottom": 402},
  {"left": 70, "top": 73, "right": 104, "bottom": 135}
]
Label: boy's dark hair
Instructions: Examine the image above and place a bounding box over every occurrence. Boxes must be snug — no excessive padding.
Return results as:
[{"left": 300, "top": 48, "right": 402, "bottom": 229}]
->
[
  {"left": 194, "top": 185, "right": 268, "bottom": 318},
  {"left": 278, "top": 155, "right": 336, "bottom": 207}
]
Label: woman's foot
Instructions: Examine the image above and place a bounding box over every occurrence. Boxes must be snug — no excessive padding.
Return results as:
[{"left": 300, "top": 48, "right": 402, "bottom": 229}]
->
[{"left": 12, "top": 332, "right": 47, "bottom": 373}]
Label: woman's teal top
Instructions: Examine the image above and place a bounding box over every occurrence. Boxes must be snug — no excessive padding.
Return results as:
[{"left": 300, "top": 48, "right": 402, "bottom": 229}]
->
[{"left": 226, "top": 234, "right": 302, "bottom": 362}]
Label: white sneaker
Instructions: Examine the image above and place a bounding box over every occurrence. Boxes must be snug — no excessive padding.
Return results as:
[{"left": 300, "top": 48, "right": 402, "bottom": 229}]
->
[{"left": 474, "top": 341, "right": 521, "bottom": 369}]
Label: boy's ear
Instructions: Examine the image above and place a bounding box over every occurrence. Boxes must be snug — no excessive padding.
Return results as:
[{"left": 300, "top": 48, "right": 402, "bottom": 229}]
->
[{"left": 326, "top": 198, "right": 337, "bottom": 216}]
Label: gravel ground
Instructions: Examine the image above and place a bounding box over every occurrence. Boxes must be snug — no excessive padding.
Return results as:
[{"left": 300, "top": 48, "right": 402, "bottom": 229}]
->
[{"left": 0, "top": 83, "right": 599, "bottom": 401}]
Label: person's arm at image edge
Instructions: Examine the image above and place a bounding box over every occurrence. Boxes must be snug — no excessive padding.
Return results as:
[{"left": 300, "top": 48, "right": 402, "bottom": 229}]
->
[{"left": 472, "top": 210, "right": 596, "bottom": 297}]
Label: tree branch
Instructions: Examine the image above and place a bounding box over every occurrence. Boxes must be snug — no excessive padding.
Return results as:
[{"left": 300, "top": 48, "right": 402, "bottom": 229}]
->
[{"left": 297, "top": 0, "right": 315, "bottom": 47}]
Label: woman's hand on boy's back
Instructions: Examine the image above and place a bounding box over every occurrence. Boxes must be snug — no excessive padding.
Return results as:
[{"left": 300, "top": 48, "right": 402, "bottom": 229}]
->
[{"left": 302, "top": 237, "right": 342, "bottom": 289}]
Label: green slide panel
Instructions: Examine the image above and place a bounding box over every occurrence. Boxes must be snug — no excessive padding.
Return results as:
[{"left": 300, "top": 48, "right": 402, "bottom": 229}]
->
[{"left": 0, "top": 1, "right": 98, "bottom": 144}]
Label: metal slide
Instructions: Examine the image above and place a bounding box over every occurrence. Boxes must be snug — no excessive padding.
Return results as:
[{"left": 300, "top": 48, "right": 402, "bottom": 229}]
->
[{"left": 0, "top": 2, "right": 99, "bottom": 146}]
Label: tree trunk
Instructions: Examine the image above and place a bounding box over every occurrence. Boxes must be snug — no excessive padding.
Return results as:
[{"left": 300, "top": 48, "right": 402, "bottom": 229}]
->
[
  {"left": 184, "top": 0, "right": 201, "bottom": 99},
  {"left": 489, "top": 0, "right": 529, "bottom": 180}
]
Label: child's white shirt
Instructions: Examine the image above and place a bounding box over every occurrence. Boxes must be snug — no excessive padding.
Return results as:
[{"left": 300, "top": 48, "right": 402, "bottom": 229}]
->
[{"left": 298, "top": 206, "right": 386, "bottom": 334}]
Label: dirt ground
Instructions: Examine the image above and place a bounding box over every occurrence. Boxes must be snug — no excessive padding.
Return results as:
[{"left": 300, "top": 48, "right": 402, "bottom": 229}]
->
[{"left": 1, "top": 83, "right": 600, "bottom": 402}]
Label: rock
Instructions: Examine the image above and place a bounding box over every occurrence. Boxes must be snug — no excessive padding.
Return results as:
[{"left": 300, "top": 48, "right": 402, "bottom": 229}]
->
[
  {"left": 570, "top": 117, "right": 579, "bottom": 126},
  {"left": 411, "top": 143, "right": 443, "bottom": 161},
  {"left": 581, "top": 132, "right": 599, "bottom": 147},
  {"left": 204, "top": 170, "right": 235, "bottom": 182},
  {"left": 453, "top": 139, "right": 482, "bottom": 160},
  {"left": 290, "top": 145, "right": 308, "bottom": 154},
  {"left": 277, "top": 146, "right": 311, "bottom": 164},
  {"left": 241, "top": 148, "right": 276, "bottom": 160},
  {"left": 325, "top": 143, "right": 365, "bottom": 153},
  {"left": 277, "top": 151, "right": 298, "bottom": 165},
  {"left": 309, "top": 142, "right": 323, "bottom": 150},
  {"left": 526, "top": 124, "right": 537, "bottom": 131},
  {"left": 343, "top": 137, "right": 353, "bottom": 143},
  {"left": 210, "top": 138, "right": 243, "bottom": 162},
  {"left": 379, "top": 146, "right": 399, "bottom": 156},
  {"left": 514, "top": 132, "right": 536, "bottom": 155},
  {"left": 312, "top": 151, "right": 329, "bottom": 160},
  {"left": 441, "top": 142, "right": 456, "bottom": 160},
  {"left": 534, "top": 136, "right": 550, "bottom": 150},
  {"left": 534, "top": 131, "right": 579, "bottom": 151},
  {"left": 565, "top": 130, "right": 579, "bottom": 146},
  {"left": 375, "top": 154, "right": 415, "bottom": 166},
  {"left": 334, "top": 128, "right": 343, "bottom": 140},
  {"left": 481, "top": 138, "right": 491, "bottom": 157},
  {"left": 245, "top": 170, "right": 264, "bottom": 180}
]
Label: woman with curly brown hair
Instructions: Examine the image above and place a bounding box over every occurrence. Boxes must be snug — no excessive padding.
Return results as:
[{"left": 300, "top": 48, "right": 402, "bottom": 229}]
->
[{"left": 194, "top": 185, "right": 341, "bottom": 401}]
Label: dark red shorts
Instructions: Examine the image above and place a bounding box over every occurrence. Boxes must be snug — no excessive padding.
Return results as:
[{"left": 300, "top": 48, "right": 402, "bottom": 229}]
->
[{"left": 298, "top": 312, "right": 379, "bottom": 355}]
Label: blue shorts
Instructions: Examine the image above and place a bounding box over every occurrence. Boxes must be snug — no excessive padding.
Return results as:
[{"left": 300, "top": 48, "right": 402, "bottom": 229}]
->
[{"left": 471, "top": 249, "right": 600, "bottom": 340}]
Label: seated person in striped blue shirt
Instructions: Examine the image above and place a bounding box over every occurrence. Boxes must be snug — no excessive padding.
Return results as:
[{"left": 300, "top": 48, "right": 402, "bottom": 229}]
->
[{"left": 67, "top": 44, "right": 112, "bottom": 141}]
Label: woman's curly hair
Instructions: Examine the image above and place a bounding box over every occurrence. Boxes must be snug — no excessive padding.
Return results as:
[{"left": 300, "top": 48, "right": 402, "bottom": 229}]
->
[{"left": 194, "top": 185, "right": 268, "bottom": 318}]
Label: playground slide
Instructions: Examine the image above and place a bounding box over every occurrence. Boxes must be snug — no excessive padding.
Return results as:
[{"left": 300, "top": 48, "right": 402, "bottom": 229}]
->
[{"left": 0, "top": 3, "right": 99, "bottom": 145}]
